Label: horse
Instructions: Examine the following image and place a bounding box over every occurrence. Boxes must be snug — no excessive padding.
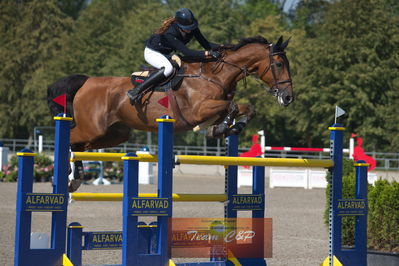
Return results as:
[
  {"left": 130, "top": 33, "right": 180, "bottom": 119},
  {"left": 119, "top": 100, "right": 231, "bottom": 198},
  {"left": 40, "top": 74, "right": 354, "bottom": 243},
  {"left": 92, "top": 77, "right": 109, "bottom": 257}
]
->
[{"left": 47, "top": 36, "right": 294, "bottom": 191}]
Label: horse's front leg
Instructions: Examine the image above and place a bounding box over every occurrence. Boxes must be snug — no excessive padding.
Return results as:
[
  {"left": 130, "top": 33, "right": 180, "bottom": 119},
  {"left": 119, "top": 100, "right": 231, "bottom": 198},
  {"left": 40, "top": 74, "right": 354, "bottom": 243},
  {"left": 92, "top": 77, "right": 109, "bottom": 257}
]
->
[
  {"left": 205, "top": 102, "right": 239, "bottom": 138},
  {"left": 225, "top": 103, "right": 256, "bottom": 136}
]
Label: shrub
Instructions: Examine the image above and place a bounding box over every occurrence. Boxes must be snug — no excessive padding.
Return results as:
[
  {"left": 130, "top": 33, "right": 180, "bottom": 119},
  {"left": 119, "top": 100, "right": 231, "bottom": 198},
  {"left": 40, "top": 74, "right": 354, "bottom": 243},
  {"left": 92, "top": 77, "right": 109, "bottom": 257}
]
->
[
  {"left": 368, "top": 180, "right": 399, "bottom": 252},
  {"left": 0, "top": 153, "right": 53, "bottom": 182},
  {"left": 0, "top": 155, "right": 19, "bottom": 182},
  {"left": 33, "top": 153, "right": 54, "bottom": 182},
  {"left": 103, "top": 161, "right": 123, "bottom": 181}
]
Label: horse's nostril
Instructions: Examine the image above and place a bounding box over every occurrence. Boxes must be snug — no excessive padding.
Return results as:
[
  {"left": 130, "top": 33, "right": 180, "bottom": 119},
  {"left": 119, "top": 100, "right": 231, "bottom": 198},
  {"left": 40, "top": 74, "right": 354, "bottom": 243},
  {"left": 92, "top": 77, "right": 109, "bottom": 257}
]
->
[{"left": 285, "top": 96, "right": 292, "bottom": 103}]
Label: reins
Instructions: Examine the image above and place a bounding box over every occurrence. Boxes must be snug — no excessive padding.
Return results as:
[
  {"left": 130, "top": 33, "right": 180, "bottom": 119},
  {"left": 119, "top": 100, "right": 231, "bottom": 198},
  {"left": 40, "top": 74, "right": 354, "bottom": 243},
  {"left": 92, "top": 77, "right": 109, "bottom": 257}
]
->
[{"left": 178, "top": 43, "right": 291, "bottom": 96}]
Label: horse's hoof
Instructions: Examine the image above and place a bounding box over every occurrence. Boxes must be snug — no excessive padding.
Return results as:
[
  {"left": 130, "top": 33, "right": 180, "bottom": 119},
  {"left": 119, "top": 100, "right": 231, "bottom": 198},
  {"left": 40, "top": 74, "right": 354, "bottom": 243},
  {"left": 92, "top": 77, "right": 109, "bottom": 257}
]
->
[{"left": 68, "top": 179, "right": 82, "bottom": 192}]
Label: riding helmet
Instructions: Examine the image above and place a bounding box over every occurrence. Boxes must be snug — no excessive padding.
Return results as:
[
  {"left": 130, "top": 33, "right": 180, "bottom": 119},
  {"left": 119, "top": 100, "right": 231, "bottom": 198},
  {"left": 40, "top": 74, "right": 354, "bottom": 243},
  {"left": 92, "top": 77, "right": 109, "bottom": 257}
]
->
[{"left": 175, "top": 8, "right": 198, "bottom": 31}]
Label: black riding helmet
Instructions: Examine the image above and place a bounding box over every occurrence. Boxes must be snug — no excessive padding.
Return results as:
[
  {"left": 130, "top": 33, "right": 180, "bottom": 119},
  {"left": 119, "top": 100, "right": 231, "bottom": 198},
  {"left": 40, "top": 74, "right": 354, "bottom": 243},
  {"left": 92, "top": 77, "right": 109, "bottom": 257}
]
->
[{"left": 175, "top": 8, "right": 198, "bottom": 31}]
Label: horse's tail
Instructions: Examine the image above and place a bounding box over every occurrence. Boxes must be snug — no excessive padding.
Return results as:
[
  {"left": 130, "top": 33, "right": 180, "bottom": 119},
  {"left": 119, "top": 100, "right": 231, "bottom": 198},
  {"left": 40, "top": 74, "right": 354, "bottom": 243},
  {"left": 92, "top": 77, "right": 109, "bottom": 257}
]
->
[{"left": 47, "top": 74, "right": 89, "bottom": 118}]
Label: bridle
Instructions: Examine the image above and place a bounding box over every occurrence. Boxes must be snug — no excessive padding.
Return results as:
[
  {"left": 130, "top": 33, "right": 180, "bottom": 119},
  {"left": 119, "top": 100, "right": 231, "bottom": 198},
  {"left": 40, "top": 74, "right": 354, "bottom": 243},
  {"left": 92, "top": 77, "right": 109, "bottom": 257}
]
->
[
  {"left": 179, "top": 43, "right": 292, "bottom": 97},
  {"left": 258, "top": 44, "right": 292, "bottom": 97}
]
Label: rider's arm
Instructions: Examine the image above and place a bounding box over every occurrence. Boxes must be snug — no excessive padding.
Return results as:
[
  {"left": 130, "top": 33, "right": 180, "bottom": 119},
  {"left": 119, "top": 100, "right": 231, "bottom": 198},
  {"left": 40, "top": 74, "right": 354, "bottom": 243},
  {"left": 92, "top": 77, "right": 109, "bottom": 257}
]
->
[
  {"left": 164, "top": 33, "right": 207, "bottom": 59},
  {"left": 193, "top": 28, "right": 219, "bottom": 50}
]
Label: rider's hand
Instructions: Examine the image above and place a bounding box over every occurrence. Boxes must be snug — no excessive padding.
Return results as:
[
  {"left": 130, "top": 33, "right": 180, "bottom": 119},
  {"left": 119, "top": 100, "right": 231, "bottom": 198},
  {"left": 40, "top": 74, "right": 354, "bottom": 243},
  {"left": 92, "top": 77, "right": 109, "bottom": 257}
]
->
[{"left": 208, "top": 50, "right": 221, "bottom": 59}]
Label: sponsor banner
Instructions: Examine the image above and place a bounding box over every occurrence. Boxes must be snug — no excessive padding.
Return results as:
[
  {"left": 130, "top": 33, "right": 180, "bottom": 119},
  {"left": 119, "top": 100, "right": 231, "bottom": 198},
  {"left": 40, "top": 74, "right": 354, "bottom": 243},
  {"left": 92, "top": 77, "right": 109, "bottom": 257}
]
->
[
  {"left": 337, "top": 199, "right": 367, "bottom": 216},
  {"left": 84, "top": 232, "right": 122, "bottom": 250},
  {"left": 23, "top": 193, "right": 67, "bottom": 212},
  {"left": 231, "top": 194, "right": 264, "bottom": 211},
  {"left": 170, "top": 218, "right": 272, "bottom": 258},
  {"left": 129, "top": 197, "right": 172, "bottom": 216}
]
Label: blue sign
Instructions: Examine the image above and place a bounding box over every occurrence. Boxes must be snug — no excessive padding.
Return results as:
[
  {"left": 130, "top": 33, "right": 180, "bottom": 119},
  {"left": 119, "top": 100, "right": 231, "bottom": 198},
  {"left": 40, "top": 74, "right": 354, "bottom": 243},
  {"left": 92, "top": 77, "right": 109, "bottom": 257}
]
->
[
  {"left": 23, "top": 193, "right": 67, "bottom": 212},
  {"left": 337, "top": 199, "right": 367, "bottom": 216},
  {"left": 84, "top": 231, "right": 122, "bottom": 250},
  {"left": 231, "top": 194, "right": 264, "bottom": 211},
  {"left": 129, "top": 197, "right": 172, "bottom": 216}
]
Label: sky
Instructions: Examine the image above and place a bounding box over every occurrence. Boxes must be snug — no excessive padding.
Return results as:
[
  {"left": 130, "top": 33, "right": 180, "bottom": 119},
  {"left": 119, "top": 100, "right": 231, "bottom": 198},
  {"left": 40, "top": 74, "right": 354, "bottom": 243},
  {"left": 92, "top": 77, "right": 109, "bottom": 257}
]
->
[{"left": 283, "top": 0, "right": 300, "bottom": 12}]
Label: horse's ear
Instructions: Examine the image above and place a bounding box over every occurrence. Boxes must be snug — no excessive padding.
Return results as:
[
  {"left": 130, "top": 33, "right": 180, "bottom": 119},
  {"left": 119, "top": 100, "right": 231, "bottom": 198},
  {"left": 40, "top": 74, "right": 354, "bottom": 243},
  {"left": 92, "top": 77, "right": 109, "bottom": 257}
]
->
[
  {"left": 281, "top": 36, "right": 291, "bottom": 50},
  {"left": 276, "top": 36, "right": 283, "bottom": 48}
]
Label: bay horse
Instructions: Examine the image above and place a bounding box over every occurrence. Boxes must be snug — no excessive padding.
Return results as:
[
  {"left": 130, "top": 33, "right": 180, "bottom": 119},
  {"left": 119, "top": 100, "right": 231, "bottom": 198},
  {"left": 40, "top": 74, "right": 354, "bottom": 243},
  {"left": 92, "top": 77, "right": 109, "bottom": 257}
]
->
[{"left": 47, "top": 36, "right": 294, "bottom": 191}]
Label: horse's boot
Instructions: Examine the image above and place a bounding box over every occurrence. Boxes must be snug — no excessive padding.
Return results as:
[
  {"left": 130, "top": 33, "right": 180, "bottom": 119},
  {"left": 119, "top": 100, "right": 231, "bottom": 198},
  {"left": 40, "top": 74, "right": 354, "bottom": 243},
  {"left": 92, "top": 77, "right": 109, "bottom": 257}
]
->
[
  {"left": 68, "top": 161, "right": 84, "bottom": 192},
  {"left": 127, "top": 67, "right": 166, "bottom": 105}
]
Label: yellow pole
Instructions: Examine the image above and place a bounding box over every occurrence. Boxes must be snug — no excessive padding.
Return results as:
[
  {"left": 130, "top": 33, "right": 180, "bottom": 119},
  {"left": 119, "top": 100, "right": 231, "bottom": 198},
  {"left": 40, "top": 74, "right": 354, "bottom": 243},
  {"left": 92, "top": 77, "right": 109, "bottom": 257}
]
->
[
  {"left": 71, "top": 193, "right": 227, "bottom": 202},
  {"left": 70, "top": 152, "right": 157, "bottom": 162},
  {"left": 71, "top": 152, "right": 333, "bottom": 168},
  {"left": 176, "top": 155, "right": 334, "bottom": 168}
]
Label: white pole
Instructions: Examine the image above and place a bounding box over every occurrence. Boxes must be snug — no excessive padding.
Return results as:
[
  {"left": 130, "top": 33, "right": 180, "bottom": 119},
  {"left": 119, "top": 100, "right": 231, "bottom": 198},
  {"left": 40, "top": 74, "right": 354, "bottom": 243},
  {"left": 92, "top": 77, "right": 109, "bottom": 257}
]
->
[
  {"left": 349, "top": 137, "right": 354, "bottom": 159},
  {"left": 38, "top": 135, "right": 43, "bottom": 153},
  {"left": 258, "top": 130, "right": 265, "bottom": 157}
]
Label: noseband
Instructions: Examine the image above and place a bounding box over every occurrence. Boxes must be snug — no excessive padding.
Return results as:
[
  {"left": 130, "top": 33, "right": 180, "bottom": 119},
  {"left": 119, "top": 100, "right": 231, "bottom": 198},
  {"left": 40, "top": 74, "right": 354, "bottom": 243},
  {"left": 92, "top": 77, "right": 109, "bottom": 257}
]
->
[{"left": 258, "top": 45, "right": 292, "bottom": 97}]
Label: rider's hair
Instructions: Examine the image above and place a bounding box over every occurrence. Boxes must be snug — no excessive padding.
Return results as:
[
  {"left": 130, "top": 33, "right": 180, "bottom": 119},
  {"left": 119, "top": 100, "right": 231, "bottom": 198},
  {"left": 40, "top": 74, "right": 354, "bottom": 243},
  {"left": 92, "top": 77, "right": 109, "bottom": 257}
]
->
[{"left": 155, "top": 17, "right": 176, "bottom": 34}]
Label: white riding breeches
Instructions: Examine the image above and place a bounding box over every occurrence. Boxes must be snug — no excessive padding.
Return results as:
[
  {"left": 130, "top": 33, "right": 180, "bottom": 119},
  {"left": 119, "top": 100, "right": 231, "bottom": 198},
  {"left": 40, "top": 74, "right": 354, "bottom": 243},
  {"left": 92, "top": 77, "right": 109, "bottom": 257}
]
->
[{"left": 144, "top": 47, "right": 174, "bottom": 77}]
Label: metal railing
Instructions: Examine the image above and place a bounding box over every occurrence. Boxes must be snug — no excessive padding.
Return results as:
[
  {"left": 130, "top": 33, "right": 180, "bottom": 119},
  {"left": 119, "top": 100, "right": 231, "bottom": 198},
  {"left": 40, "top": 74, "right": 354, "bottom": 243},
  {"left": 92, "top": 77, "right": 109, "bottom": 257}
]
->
[{"left": 1, "top": 138, "right": 398, "bottom": 170}]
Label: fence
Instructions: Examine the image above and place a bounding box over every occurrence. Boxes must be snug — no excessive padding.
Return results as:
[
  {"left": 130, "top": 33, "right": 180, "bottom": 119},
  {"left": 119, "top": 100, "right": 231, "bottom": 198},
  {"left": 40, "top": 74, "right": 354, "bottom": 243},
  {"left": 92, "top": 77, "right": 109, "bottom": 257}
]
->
[{"left": 1, "top": 138, "right": 398, "bottom": 170}]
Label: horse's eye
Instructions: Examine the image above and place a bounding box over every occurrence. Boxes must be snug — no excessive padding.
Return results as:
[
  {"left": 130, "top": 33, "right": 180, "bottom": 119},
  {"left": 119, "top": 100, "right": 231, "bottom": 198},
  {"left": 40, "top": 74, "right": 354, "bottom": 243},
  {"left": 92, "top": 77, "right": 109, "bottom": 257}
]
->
[{"left": 276, "top": 62, "right": 283, "bottom": 68}]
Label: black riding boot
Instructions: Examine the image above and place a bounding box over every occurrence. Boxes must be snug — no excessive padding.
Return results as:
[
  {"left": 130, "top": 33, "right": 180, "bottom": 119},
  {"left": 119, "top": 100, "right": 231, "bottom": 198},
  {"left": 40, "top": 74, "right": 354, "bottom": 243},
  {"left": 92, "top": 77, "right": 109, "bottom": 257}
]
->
[{"left": 128, "top": 67, "right": 166, "bottom": 104}]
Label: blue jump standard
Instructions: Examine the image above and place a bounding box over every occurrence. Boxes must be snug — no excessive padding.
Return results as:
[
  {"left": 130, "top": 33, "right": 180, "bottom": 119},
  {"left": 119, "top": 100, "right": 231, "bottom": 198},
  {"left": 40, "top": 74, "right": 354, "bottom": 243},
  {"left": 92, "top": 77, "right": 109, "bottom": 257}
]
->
[{"left": 14, "top": 115, "right": 369, "bottom": 266}]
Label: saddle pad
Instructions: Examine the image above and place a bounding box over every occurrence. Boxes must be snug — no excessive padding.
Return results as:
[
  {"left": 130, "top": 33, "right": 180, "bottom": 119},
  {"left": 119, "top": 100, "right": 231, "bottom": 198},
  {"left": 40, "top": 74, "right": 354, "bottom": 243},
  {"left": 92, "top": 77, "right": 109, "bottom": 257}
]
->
[
  {"left": 130, "top": 55, "right": 182, "bottom": 77},
  {"left": 131, "top": 67, "right": 185, "bottom": 92}
]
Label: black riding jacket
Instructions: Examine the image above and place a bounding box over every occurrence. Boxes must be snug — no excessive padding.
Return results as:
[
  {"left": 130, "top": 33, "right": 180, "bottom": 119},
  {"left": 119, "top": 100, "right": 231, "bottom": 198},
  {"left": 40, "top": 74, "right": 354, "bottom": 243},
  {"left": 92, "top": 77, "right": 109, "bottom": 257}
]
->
[{"left": 145, "top": 22, "right": 218, "bottom": 59}]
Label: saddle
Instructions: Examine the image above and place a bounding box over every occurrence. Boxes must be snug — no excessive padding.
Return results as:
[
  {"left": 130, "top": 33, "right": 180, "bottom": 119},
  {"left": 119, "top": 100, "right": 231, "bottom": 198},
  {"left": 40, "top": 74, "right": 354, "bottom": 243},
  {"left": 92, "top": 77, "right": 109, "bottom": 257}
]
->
[{"left": 130, "top": 55, "right": 184, "bottom": 92}]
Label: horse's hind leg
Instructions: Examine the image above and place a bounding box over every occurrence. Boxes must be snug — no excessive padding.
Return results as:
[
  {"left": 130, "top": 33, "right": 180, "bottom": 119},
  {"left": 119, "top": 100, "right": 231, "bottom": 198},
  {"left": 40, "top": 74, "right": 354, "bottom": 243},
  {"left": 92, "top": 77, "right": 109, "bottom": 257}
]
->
[
  {"left": 68, "top": 143, "right": 86, "bottom": 192},
  {"left": 67, "top": 124, "right": 130, "bottom": 192}
]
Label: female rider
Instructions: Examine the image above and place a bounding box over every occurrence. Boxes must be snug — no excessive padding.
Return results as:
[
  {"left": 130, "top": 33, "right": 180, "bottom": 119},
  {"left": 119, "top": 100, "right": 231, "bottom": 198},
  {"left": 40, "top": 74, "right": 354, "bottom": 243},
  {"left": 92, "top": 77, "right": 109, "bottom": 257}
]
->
[{"left": 127, "top": 8, "right": 221, "bottom": 104}]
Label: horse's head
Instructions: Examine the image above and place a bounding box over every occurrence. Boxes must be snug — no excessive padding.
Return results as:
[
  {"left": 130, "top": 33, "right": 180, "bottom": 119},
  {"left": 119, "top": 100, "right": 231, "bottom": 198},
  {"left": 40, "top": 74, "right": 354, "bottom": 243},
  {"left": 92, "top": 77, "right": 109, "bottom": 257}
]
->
[{"left": 257, "top": 36, "right": 294, "bottom": 106}]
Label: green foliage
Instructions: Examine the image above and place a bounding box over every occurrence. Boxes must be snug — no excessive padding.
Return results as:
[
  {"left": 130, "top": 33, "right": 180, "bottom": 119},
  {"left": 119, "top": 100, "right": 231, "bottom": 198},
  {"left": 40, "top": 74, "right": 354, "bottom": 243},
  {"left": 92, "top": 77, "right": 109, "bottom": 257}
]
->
[
  {"left": 0, "top": 153, "right": 53, "bottom": 182},
  {"left": 103, "top": 161, "right": 124, "bottom": 181},
  {"left": 56, "top": 0, "right": 87, "bottom": 19},
  {"left": 0, "top": 0, "right": 74, "bottom": 138},
  {"left": 0, "top": 155, "right": 19, "bottom": 182},
  {"left": 291, "top": 0, "right": 399, "bottom": 151},
  {"left": 368, "top": 180, "right": 399, "bottom": 252},
  {"left": 33, "top": 153, "right": 54, "bottom": 181}
]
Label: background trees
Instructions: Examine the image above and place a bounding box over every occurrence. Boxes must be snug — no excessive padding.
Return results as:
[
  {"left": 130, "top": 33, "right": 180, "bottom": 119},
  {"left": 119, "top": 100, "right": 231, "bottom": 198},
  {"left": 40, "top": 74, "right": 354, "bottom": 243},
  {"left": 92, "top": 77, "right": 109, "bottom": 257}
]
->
[{"left": 0, "top": 0, "right": 398, "bottom": 152}]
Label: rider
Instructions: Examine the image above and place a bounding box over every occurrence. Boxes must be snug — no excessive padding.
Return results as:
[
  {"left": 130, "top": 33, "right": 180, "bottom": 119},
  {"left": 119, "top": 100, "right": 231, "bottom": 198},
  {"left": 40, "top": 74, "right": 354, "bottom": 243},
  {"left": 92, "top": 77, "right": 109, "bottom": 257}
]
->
[{"left": 127, "top": 8, "right": 221, "bottom": 104}]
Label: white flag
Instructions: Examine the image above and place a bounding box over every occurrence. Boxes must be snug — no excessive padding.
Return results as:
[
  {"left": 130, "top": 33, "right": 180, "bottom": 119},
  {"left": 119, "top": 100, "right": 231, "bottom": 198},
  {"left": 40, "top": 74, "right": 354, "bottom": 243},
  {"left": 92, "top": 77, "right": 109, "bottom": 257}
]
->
[
  {"left": 335, "top": 106, "right": 346, "bottom": 123},
  {"left": 336, "top": 106, "right": 345, "bottom": 117}
]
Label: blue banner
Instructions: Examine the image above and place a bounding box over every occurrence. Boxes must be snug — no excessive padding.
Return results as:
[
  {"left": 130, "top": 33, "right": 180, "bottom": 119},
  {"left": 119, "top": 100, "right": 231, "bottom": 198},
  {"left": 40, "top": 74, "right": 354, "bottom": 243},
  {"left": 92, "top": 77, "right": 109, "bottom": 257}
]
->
[
  {"left": 129, "top": 197, "right": 172, "bottom": 216},
  {"left": 84, "top": 231, "right": 122, "bottom": 250},
  {"left": 231, "top": 194, "right": 264, "bottom": 211},
  {"left": 337, "top": 199, "right": 367, "bottom": 216},
  {"left": 23, "top": 193, "right": 67, "bottom": 212}
]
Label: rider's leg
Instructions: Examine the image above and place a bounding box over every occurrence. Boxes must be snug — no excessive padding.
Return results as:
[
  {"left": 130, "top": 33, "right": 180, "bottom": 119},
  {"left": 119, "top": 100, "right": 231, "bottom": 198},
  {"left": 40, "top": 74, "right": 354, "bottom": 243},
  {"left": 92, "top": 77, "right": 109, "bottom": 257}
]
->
[{"left": 128, "top": 47, "right": 173, "bottom": 104}]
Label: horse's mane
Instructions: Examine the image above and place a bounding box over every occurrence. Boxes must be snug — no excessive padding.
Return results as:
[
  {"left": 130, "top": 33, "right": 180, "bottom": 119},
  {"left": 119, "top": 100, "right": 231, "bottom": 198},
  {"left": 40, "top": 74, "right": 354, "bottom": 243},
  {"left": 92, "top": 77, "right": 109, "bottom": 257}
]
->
[{"left": 222, "top": 36, "right": 270, "bottom": 51}]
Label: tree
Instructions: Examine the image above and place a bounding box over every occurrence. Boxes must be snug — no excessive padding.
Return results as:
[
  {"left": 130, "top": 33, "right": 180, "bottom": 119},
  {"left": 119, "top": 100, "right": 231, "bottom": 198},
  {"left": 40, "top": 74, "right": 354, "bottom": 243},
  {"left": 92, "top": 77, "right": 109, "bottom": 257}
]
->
[
  {"left": 0, "top": 0, "right": 73, "bottom": 138},
  {"left": 291, "top": 0, "right": 399, "bottom": 151}
]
